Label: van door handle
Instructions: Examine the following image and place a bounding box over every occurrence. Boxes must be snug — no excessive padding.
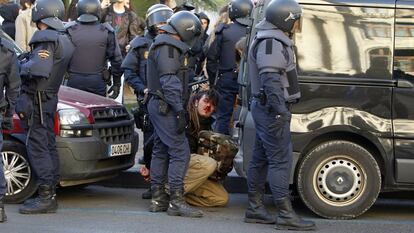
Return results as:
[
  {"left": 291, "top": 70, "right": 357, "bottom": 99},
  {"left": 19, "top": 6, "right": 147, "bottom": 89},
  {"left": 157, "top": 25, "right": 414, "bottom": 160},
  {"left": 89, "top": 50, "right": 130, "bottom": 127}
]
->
[{"left": 397, "top": 80, "right": 414, "bottom": 88}]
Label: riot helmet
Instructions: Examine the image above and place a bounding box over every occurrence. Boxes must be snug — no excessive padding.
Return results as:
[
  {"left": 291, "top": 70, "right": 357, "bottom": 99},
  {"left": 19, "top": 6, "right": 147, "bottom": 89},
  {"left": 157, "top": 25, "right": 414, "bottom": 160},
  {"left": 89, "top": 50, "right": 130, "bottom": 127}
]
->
[
  {"left": 77, "top": 0, "right": 101, "bottom": 23},
  {"left": 228, "top": 0, "right": 253, "bottom": 21},
  {"left": 173, "top": 1, "right": 195, "bottom": 12},
  {"left": 160, "top": 11, "right": 202, "bottom": 47},
  {"left": 146, "top": 4, "right": 173, "bottom": 35},
  {"left": 32, "top": 0, "right": 65, "bottom": 30},
  {"left": 265, "top": 0, "right": 302, "bottom": 33}
]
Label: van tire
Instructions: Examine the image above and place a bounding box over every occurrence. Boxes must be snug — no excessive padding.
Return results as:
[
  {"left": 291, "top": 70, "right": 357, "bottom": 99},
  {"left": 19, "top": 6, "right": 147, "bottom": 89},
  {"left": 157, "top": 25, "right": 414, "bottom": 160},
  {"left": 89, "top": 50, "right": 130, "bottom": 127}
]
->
[
  {"left": 2, "top": 140, "right": 37, "bottom": 203},
  {"left": 297, "top": 140, "right": 381, "bottom": 219}
]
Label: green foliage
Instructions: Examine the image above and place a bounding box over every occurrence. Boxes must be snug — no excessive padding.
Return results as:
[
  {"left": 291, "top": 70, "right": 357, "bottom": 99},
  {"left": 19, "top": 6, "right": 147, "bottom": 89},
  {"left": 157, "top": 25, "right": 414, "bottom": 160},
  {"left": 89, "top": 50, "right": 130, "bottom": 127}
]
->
[{"left": 132, "top": 0, "right": 158, "bottom": 17}]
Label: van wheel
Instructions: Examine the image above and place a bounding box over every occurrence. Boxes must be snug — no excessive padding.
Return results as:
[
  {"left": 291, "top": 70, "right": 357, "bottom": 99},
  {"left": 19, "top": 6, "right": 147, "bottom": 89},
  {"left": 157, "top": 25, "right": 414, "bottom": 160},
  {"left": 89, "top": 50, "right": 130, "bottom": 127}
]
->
[
  {"left": 2, "top": 140, "right": 37, "bottom": 203},
  {"left": 297, "top": 140, "right": 381, "bottom": 219}
]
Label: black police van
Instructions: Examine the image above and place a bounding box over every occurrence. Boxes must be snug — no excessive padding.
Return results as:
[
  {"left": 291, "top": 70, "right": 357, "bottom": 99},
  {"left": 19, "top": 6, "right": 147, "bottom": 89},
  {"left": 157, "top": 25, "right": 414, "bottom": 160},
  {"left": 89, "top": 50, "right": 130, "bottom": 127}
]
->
[{"left": 235, "top": 0, "right": 414, "bottom": 219}]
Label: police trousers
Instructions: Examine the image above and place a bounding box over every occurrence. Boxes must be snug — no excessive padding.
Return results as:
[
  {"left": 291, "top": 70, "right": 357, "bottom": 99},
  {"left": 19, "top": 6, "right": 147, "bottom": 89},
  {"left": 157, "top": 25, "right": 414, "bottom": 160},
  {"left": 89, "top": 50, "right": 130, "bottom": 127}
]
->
[
  {"left": 247, "top": 101, "right": 293, "bottom": 200},
  {"left": 184, "top": 154, "right": 229, "bottom": 207},
  {"left": 215, "top": 71, "right": 238, "bottom": 135},
  {"left": 0, "top": 116, "right": 5, "bottom": 197},
  {"left": 26, "top": 96, "right": 59, "bottom": 186},
  {"left": 148, "top": 98, "right": 190, "bottom": 191}
]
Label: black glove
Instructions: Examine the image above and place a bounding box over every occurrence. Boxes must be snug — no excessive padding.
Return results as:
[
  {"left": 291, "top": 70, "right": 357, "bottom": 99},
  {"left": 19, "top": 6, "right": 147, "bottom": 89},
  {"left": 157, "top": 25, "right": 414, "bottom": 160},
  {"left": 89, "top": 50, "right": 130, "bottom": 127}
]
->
[
  {"left": 108, "top": 85, "right": 120, "bottom": 99},
  {"left": 268, "top": 112, "right": 291, "bottom": 137},
  {"left": 176, "top": 110, "right": 187, "bottom": 134},
  {"left": 2, "top": 116, "right": 14, "bottom": 130}
]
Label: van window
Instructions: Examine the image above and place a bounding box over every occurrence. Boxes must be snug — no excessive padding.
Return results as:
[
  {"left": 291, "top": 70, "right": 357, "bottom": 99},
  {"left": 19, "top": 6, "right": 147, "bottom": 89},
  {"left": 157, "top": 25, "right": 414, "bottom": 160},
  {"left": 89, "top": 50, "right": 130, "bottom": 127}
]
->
[
  {"left": 394, "top": 8, "right": 414, "bottom": 78},
  {"left": 295, "top": 4, "right": 394, "bottom": 79}
]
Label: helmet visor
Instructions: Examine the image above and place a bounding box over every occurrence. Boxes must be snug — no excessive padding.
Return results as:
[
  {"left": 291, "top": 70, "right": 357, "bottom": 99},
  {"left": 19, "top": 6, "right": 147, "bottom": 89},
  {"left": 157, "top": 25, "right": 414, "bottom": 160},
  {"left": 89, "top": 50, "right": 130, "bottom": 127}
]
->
[
  {"left": 147, "top": 9, "right": 173, "bottom": 28},
  {"left": 77, "top": 14, "right": 99, "bottom": 23},
  {"left": 41, "top": 17, "right": 64, "bottom": 30}
]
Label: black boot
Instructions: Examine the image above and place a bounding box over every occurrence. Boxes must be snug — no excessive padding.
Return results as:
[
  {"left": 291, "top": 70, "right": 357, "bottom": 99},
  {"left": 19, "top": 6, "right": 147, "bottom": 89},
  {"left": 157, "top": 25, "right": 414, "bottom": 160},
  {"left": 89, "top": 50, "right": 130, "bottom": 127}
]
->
[
  {"left": 167, "top": 189, "right": 203, "bottom": 218},
  {"left": 274, "top": 197, "right": 315, "bottom": 231},
  {"left": 19, "top": 184, "right": 58, "bottom": 214},
  {"left": 149, "top": 186, "right": 169, "bottom": 212},
  {"left": 142, "top": 188, "right": 152, "bottom": 199},
  {"left": 0, "top": 197, "right": 6, "bottom": 222},
  {"left": 244, "top": 191, "right": 275, "bottom": 224}
]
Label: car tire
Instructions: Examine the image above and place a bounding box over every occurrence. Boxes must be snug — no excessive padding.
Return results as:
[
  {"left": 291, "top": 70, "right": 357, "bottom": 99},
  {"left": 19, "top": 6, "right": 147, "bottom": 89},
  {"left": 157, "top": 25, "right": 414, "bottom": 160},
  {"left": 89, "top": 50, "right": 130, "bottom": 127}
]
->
[
  {"left": 297, "top": 140, "right": 381, "bottom": 219},
  {"left": 2, "top": 140, "right": 37, "bottom": 203}
]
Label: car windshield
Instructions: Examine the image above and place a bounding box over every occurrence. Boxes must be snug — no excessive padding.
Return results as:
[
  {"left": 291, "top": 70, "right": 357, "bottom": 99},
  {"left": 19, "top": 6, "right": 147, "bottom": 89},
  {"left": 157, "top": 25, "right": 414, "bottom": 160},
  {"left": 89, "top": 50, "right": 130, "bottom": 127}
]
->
[{"left": 0, "top": 28, "right": 23, "bottom": 55}]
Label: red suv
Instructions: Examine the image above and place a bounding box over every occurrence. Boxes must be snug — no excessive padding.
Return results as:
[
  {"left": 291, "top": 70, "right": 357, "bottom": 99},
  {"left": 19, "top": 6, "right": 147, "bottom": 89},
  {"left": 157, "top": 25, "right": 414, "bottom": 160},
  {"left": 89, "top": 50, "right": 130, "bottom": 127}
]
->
[{"left": 1, "top": 29, "right": 138, "bottom": 203}]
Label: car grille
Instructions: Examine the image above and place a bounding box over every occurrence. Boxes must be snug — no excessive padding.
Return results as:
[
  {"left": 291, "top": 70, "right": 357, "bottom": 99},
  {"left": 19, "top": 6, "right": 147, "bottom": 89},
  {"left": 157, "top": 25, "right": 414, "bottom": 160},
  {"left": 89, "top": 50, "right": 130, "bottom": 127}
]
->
[
  {"left": 98, "top": 125, "right": 134, "bottom": 144},
  {"left": 92, "top": 107, "right": 129, "bottom": 122}
]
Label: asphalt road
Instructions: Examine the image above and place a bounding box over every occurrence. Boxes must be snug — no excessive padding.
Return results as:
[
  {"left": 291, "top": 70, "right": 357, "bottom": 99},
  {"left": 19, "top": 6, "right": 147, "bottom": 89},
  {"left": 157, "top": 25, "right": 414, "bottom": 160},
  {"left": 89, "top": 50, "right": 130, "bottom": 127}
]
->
[{"left": 1, "top": 186, "right": 414, "bottom": 233}]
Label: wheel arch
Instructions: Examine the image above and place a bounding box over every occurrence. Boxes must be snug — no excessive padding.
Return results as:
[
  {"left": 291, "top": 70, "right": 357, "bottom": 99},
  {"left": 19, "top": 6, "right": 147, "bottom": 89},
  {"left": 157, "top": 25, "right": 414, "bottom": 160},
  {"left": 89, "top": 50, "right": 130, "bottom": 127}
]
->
[{"left": 3, "top": 133, "right": 27, "bottom": 145}]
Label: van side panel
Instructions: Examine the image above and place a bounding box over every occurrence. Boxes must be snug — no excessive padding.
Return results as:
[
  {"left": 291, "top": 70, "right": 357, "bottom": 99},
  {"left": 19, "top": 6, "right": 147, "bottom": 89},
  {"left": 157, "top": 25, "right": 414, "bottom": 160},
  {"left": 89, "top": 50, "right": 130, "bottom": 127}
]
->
[
  {"left": 393, "top": 1, "right": 414, "bottom": 183},
  {"left": 293, "top": 3, "right": 395, "bottom": 183}
]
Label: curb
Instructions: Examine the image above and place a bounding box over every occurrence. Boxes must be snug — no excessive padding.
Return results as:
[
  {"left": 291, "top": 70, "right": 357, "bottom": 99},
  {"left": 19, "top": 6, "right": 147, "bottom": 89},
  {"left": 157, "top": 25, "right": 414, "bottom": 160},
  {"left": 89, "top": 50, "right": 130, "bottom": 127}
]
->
[{"left": 97, "top": 170, "right": 248, "bottom": 194}]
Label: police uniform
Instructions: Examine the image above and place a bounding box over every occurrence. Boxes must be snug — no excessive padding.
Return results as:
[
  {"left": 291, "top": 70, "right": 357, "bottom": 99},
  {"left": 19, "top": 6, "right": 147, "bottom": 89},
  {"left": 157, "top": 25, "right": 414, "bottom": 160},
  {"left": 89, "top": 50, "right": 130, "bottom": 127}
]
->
[
  {"left": 146, "top": 11, "right": 203, "bottom": 218},
  {"left": 147, "top": 33, "right": 191, "bottom": 193},
  {"left": 0, "top": 38, "right": 21, "bottom": 222},
  {"left": 206, "top": 21, "right": 247, "bottom": 135},
  {"left": 122, "top": 32, "right": 154, "bottom": 170},
  {"left": 247, "top": 20, "right": 299, "bottom": 200},
  {"left": 245, "top": 2, "right": 315, "bottom": 227},
  {"left": 19, "top": 29, "right": 74, "bottom": 189},
  {"left": 66, "top": 21, "right": 123, "bottom": 97}
]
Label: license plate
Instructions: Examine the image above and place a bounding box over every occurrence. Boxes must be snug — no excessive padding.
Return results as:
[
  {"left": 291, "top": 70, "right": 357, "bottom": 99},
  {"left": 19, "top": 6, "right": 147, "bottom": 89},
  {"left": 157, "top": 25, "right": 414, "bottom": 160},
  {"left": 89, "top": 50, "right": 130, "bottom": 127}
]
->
[{"left": 109, "top": 143, "right": 131, "bottom": 157}]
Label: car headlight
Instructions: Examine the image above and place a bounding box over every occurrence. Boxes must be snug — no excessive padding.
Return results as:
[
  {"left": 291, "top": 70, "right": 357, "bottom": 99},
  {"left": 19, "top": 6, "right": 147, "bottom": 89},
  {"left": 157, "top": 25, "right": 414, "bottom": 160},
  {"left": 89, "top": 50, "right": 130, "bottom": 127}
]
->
[
  {"left": 58, "top": 109, "right": 92, "bottom": 138},
  {"left": 58, "top": 109, "right": 89, "bottom": 125}
]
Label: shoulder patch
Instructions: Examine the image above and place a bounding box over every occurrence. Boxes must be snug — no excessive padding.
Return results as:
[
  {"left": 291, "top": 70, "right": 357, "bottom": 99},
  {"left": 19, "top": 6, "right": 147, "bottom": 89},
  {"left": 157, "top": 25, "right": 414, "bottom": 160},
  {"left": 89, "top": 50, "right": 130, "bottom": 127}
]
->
[
  {"left": 102, "top": 22, "right": 114, "bottom": 32},
  {"left": 183, "top": 56, "right": 188, "bottom": 67},
  {"left": 37, "top": 49, "right": 51, "bottom": 59}
]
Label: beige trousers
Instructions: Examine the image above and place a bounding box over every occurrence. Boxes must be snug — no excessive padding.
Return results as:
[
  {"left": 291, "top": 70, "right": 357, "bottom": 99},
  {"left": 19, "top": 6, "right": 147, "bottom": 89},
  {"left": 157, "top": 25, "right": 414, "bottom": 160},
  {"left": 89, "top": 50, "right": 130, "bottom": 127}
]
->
[{"left": 183, "top": 154, "right": 229, "bottom": 207}]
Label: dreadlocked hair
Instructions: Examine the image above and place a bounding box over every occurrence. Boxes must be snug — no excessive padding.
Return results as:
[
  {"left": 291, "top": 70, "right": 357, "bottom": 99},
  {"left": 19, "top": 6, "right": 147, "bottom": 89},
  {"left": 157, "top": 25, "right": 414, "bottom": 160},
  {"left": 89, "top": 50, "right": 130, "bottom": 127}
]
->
[{"left": 187, "top": 89, "right": 219, "bottom": 135}]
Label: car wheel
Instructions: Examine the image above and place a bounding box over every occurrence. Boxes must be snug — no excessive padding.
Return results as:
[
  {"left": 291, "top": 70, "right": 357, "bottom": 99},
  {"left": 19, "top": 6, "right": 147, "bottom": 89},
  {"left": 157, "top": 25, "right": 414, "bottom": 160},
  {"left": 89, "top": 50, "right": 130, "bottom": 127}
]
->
[
  {"left": 297, "top": 140, "right": 381, "bottom": 219},
  {"left": 2, "top": 140, "right": 37, "bottom": 203}
]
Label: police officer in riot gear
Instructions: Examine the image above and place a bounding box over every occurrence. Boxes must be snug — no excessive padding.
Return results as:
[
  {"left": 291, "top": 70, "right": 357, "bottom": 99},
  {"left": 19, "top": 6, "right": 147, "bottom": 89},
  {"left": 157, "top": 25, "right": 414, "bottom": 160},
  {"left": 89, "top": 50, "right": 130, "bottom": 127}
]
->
[
  {"left": 245, "top": 0, "right": 315, "bottom": 230},
  {"left": 121, "top": 3, "right": 173, "bottom": 200},
  {"left": 0, "top": 37, "right": 21, "bottom": 222},
  {"left": 17, "top": 0, "right": 75, "bottom": 214},
  {"left": 206, "top": 0, "right": 252, "bottom": 135},
  {"left": 66, "top": 0, "right": 123, "bottom": 98},
  {"left": 147, "top": 11, "right": 203, "bottom": 218}
]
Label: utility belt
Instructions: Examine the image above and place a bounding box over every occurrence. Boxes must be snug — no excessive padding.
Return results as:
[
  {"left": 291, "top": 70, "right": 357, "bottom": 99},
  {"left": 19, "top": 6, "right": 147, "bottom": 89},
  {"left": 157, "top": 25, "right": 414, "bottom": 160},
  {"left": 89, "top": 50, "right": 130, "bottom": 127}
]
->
[
  {"left": 68, "top": 68, "right": 112, "bottom": 85},
  {"left": 149, "top": 90, "right": 169, "bottom": 115},
  {"left": 31, "top": 91, "right": 57, "bottom": 104},
  {"left": 218, "top": 68, "right": 238, "bottom": 79},
  {"left": 252, "top": 89, "right": 293, "bottom": 111}
]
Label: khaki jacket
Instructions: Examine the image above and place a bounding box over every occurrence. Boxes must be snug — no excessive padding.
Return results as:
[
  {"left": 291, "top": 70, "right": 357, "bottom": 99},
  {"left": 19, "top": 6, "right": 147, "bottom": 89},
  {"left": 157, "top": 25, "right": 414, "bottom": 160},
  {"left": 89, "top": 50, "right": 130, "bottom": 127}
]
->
[{"left": 15, "top": 8, "right": 37, "bottom": 52}]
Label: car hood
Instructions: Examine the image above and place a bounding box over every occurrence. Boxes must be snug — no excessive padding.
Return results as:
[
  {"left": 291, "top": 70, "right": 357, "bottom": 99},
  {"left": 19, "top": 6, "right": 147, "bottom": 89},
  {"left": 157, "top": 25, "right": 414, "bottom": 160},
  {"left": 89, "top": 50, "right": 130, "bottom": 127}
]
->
[{"left": 58, "top": 86, "right": 122, "bottom": 109}]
